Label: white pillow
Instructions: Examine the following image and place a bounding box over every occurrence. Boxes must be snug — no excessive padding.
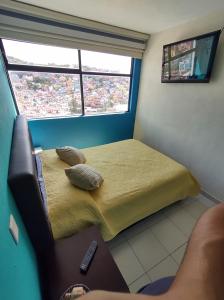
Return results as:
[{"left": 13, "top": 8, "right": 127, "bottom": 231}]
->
[
  {"left": 65, "top": 164, "right": 103, "bottom": 191},
  {"left": 56, "top": 146, "right": 86, "bottom": 166}
]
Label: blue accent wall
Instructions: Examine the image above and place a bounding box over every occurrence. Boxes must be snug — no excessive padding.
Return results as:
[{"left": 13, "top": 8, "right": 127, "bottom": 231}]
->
[
  {"left": 29, "top": 59, "right": 142, "bottom": 149},
  {"left": 0, "top": 53, "right": 41, "bottom": 300}
]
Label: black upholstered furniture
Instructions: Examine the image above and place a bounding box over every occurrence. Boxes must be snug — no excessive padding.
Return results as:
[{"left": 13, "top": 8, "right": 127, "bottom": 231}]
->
[
  {"left": 8, "top": 115, "right": 54, "bottom": 255},
  {"left": 8, "top": 115, "right": 129, "bottom": 300}
]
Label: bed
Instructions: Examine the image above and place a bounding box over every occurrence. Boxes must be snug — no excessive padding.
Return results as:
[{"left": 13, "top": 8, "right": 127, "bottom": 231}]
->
[
  {"left": 8, "top": 116, "right": 129, "bottom": 299},
  {"left": 8, "top": 116, "right": 200, "bottom": 245},
  {"left": 40, "top": 137, "right": 200, "bottom": 242}
]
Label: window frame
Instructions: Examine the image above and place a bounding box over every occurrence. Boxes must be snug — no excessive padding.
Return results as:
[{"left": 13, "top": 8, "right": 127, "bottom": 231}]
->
[{"left": 0, "top": 39, "right": 133, "bottom": 119}]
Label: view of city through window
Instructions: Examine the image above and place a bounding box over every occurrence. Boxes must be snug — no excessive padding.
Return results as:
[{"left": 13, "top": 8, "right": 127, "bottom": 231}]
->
[
  {"left": 9, "top": 71, "right": 82, "bottom": 118},
  {"left": 2, "top": 40, "right": 132, "bottom": 119}
]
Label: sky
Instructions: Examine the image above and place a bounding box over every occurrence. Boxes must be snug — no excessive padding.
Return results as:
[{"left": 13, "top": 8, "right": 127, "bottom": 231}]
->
[{"left": 2, "top": 39, "right": 131, "bottom": 73}]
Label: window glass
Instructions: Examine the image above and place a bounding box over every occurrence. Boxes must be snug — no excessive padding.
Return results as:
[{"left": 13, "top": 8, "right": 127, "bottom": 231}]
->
[
  {"left": 81, "top": 51, "right": 131, "bottom": 74},
  {"left": 83, "top": 75, "right": 130, "bottom": 114},
  {"left": 3, "top": 39, "right": 79, "bottom": 68},
  {"left": 2, "top": 39, "right": 133, "bottom": 119},
  {"left": 9, "top": 71, "right": 82, "bottom": 119}
]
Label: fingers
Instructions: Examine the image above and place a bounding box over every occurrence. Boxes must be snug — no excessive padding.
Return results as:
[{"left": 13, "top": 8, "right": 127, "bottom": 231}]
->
[{"left": 80, "top": 290, "right": 155, "bottom": 300}]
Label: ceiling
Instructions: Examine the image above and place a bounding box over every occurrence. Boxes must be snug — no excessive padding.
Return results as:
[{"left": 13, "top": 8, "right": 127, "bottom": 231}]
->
[{"left": 15, "top": 0, "right": 224, "bottom": 34}]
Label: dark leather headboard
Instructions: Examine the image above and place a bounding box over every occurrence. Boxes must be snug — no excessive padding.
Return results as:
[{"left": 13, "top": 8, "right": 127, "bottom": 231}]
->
[{"left": 8, "top": 115, "right": 54, "bottom": 255}]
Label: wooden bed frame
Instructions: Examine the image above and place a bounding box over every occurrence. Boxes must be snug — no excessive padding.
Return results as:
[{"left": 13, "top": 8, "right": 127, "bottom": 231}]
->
[{"left": 7, "top": 115, "right": 129, "bottom": 300}]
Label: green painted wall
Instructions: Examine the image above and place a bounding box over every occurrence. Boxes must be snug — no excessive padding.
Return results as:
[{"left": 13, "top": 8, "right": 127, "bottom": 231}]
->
[{"left": 0, "top": 53, "right": 42, "bottom": 299}]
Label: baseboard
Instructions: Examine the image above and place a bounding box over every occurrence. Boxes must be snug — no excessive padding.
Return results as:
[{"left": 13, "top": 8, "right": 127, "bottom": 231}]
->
[{"left": 201, "top": 190, "right": 221, "bottom": 204}]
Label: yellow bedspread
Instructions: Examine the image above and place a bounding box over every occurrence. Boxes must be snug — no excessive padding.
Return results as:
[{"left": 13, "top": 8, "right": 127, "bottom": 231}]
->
[{"left": 40, "top": 139, "right": 200, "bottom": 241}]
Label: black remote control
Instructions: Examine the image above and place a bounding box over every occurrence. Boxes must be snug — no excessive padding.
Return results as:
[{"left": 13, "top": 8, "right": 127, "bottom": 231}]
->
[{"left": 80, "top": 240, "right": 98, "bottom": 273}]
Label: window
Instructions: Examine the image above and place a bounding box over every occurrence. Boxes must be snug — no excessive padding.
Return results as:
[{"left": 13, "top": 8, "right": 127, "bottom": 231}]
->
[{"left": 1, "top": 39, "right": 132, "bottom": 119}]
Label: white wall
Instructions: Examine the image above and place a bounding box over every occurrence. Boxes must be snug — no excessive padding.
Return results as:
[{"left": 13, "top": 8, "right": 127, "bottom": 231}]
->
[{"left": 134, "top": 11, "right": 224, "bottom": 200}]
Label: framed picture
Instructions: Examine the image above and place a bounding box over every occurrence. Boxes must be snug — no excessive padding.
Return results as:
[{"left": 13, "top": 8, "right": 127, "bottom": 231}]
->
[{"left": 161, "top": 30, "right": 221, "bottom": 83}]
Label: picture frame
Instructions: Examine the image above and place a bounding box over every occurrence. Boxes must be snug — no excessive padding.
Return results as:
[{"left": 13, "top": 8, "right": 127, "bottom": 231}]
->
[{"left": 161, "top": 30, "right": 221, "bottom": 83}]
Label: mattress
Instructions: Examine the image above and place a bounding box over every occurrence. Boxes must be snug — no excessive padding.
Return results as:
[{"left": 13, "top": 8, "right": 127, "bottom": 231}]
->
[{"left": 40, "top": 139, "right": 200, "bottom": 240}]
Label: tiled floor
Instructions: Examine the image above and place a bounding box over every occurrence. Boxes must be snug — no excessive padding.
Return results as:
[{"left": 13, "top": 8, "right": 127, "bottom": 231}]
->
[{"left": 107, "top": 194, "right": 216, "bottom": 293}]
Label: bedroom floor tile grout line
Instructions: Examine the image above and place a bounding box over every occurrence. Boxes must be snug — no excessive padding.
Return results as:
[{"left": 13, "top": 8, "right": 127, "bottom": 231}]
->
[
  {"left": 126, "top": 232, "right": 167, "bottom": 270},
  {"left": 127, "top": 255, "right": 170, "bottom": 286},
  {"left": 111, "top": 206, "right": 197, "bottom": 279},
  {"left": 128, "top": 253, "right": 179, "bottom": 288},
  {"left": 127, "top": 241, "right": 190, "bottom": 289},
  {"left": 148, "top": 219, "right": 188, "bottom": 252},
  {"left": 107, "top": 212, "right": 167, "bottom": 250},
  {"left": 164, "top": 214, "right": 194, "bottom": 239},
  {"left": 127, "top": 240, "right": 188, "bottom": 288},
  {"left": 156, "top": 193, "right": 215, "bottom": 239},
  {"left": 135, "top": 239, "right": 186, "bottom": 274},
  {"left": 111, "top": 191, "right": 210, "bottom": 246},
  {"left": 109, "top": 195, "right": 215, "bottom": 289},
  {"left": 128, "top": 271, "right": 151, "bottom": 287},
  {"left": 113, "top": 196, "right": 207, "bottom": 247},
  {"left": 171, "top": 241, "right": 188, "bottom": 256},
  {"left": 125, "top": 228, "right": 187, "bottom": 274},
  {"left": 146, "top": 254, "right": 179, "bottom": 282},
  {"left": 121, "top": 211, "right": 166, "bottom": 241},
  {"left": 125, "top": 238, "right": 151, "bottom": 276},
  {"left": 200, "top": 190, "right": 221, "bottom": 204}
]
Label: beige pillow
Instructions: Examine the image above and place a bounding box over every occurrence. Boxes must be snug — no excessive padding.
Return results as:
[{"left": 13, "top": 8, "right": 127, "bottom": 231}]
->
[
  {"left": 65, "top": 164, "right": 103, "bottom": 191},
  {"left": 56, "top": 146, "right": 86, "bottom": 166}
]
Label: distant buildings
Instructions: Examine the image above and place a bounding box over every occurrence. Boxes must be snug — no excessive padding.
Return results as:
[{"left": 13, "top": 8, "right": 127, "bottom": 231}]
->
[{"left": 10, "top": 69, "right": 130, "bottom": 118}]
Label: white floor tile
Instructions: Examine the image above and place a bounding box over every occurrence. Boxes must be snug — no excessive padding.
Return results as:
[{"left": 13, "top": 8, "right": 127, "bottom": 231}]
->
[
  {"left": 109, "top": 195, "right": 213, "bottom": 287},
  {"left": 107, "top": 233, "right": 126, "bottom": 250},
  {"left": 166, "top": 206, "right": 196, "bottom": 237},
  {"left": 183, "top": 200, "right": 208, "bottom": 220},
  {"left": 180, "top": 197, "right": 195, "bottom": 206},
  {"left": 171, "top": 243, "right": 187, "bottom": 265},
  {"left": 122, "top": 211, "right": 164, "bottom": 239},
  {"left": 151, "top": 218, "right": 187, "bottom": 253},
  {"left": 147, "top": 256, "right": 178, "bottom": 282},
  {"left": 129, "top": 274, "right": 151, "bottom": 293},
  {"left": 197, "top": 194, "right": 216, "bottom": 208},
  {"left": 110, "top": 240, "right": 145, "bottom": 285},
  {"left": 128, "top": 228, "right": 169, "bottom": 271}
]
